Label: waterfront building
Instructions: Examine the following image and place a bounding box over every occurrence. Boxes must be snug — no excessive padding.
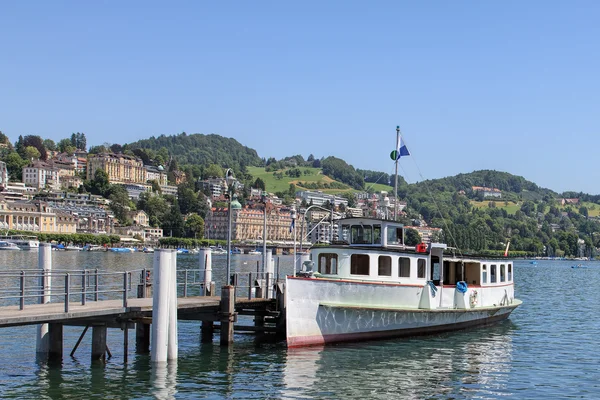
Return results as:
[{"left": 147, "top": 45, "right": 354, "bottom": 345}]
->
[
  {"left": 172, "top": 170, "right": 186, "bottom": 185},
  {"left": 297, "top": 190, "right": 348, "bottom": 208},
  {"left": 128, "top": 210, "right": 149, "bottom": 227},
  {"left": 198, "top": 177, "right": 226, "bottom": 198},
  {"left": 204, "top": 204, "right": 299, "bottom": 243},
  {"left": 144, "top": 227, "right": 163, "bottom": 242},
  {"left": 2, "top": 183, "right": 36, "bottom": 201},
  {"left": 159, "top": 184, "right": 178, "bottom": 198},
  {"left": 0, "top": 198, "right": 77, "bottom": 233},
  {"left": 472, "top": 186, "right": 502, "bottom": 198},
  {"left": 87, "top": 153, "right": 146, "bottom": 184},
  {"left": 0, "top": 161, "right": 8, "bottom": 190},
  {"left": 22, "top": 161, "right": 61, "bottom": 191},
  {"left": 145, "top": 165, "right": 168, "bottom": 186},
  {"left": 122, "top": 183, "right": 152, "bottom": 199}
]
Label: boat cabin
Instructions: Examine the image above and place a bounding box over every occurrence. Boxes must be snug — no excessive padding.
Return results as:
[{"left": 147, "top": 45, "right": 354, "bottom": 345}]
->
[{"left": 305, "top": 217, "right": 514, "bottom": 291}]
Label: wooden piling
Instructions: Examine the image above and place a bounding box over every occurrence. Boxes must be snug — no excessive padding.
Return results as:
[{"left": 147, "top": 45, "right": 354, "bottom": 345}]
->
[
  {"left": 91, "top": 325, "right": 107, "bottom": 363},
  {"left": 201, "top": 321, "right": 214, "bottom": 343},
  {"left": 136, "top": 322, "right": 150, "bottom": 354},
  {"left": 220, "top": 286, "right": 235, "bottom": 346},
  {"left": 48, "top": 323, "right": 63, "bottom": 363}
]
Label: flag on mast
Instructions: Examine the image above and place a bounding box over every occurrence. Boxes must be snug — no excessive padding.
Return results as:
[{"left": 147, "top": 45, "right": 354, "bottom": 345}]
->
[{"left": 390, "top": 135, "right": 410, "bottom": 161}]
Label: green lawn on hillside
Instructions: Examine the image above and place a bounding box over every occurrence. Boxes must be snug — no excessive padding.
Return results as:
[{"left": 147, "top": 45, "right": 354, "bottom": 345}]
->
[
  {"left": 471, "top": 200, "right": 521, "bottom": 214},
  {"left": 560, "top": 201, "right": 600, "bottom": 217},
  {"left": 247, "top": 166, "right": 393, "bottom": 195},
  {"left": 246, "top": 166, "right": 348, "bottom": 193}
]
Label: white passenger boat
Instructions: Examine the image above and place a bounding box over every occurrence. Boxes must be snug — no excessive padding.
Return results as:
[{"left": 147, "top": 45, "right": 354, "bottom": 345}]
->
[
  {"left": 285, "top": 217, "right": 522, "bottom": 347},
  {"left": 0, "top": 235, "right": 40, "bottom": 250},
  {"left": 0, "top": 241, "right": 21, "bottom": 251}
]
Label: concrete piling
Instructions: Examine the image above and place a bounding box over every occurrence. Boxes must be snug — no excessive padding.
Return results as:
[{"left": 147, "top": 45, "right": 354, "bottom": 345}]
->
[
  {"left": 36, "top": 243, "right": 52, "bottom": 355},
  {"left": 151, "top": 250, "right": 171, "bottom": 362}
]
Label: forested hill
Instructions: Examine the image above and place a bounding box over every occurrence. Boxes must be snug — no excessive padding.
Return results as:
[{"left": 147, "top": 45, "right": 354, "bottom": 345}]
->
[
  {"left": 127, "top": 132, "right": 263, "bottom": 170},
  {"left": 405, "top": 170, "right": 556, "bottom": 199}
]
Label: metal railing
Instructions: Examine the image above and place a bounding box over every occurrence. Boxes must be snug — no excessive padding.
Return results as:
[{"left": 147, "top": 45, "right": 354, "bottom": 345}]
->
[
  {"left": 0, "top": 269, "right": 146, "bottom": 312},
  {"left": 0, "top": 263, "right": 287, "bottom": 312}
]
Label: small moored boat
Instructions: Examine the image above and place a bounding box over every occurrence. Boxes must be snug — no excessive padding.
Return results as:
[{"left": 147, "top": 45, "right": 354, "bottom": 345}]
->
[{"left": 0, "top": 241, "right": 20, "bottom": 251}]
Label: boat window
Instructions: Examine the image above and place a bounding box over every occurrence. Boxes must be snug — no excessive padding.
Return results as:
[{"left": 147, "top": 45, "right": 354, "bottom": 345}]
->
[
  {"left": 430, "top": 256, "right": 440, "bottom": 285},
  {"left": 482, "top": 265, "right": 487, "bottom": 284},
  {"left": 500, "top": 264, "right": 506, "bottom": 282},
  {"left": 318, "top": 253, "right": 338, "bottom": 275},
  {"left": 387, "top": 227, "right": 399, "bottom": 245},
  {"left": 378, "top": 256, "right": 392, "bottom": 276},
  {"left": 399, "top": 257, "right": 410, "bottom": 278},
  {"left": 417, "top": 259, "right": 426, "bottom": 279},
  {"left": 341, "top": 225, "right": 350, "bottom": 242},
  {"left": 373, "top": 225, "right": 381, "bottom": 244},
  {"left": 508, "top": 264, "right": 512, "bottom": 281},
  {"left": 490, "top": 264, "right": 497, "bottom": 283},
  {"left": 351, "top": 225, "right": 373, "bottom": 245},
  {"left": 350, "top": 254, "right": 370, "bottom": 275}
]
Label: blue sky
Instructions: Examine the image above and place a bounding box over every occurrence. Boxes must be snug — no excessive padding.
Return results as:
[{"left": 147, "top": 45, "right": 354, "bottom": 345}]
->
[{"left": 1, "top": 1, "right": 599, "bottom": 194}]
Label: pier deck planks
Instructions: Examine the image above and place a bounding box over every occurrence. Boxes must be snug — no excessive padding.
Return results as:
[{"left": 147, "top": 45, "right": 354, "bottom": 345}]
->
[{"left": 0, "top": 297, "right": 274, "bottom": 328}]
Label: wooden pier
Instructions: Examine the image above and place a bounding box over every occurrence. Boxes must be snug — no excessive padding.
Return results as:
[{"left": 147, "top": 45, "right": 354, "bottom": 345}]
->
[{"left": 0, "top": 245, "right": 286, "bottom": 364}]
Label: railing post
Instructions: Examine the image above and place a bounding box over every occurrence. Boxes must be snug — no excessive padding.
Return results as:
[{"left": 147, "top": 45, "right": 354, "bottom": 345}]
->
[
  {"left": 81, "top": 270, "right": 86, "bottom": 306},
  {"left": 37, "top": 242, "right": 53, "bottom": 356},
  {"left": 65, "top": 274, "right": 70, "bottom": 313},
  {"left": 248, "top": 272, "right": 252, "bottom": 300},
  {"left": 266, "top": 272, "right": 271, "bottom": 300},
  {"left": 123, "top": 271, "right": 128, "bottom": 308},
  {"left": 183, "top": 270, "right": 188, "bottom": 297},
  {"left": 20, "top": 271, "right": 25, "bottom": 310},
  {"left": 94, "top": 268, "right": 99, "bottom": 302}
]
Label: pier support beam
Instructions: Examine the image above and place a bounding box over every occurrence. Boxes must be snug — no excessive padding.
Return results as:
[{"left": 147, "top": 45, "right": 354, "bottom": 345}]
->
[
  {"left": 48, "top": 323, "right": 63, "bottom": 364},
  {"left": 201, "top": 321, "right": 214, "bottom": 343},
  {"left": 36, "top": 243, "right": 52, "bottom": 356},
  {"left": 136, "top": 322, "right": 150, "bottom": 353},
  {"left": 91, "top": 325, "right": 107, "bottom": 363},
  {"left": 220, "top": 286, "right": 235, "bottom": 346}
]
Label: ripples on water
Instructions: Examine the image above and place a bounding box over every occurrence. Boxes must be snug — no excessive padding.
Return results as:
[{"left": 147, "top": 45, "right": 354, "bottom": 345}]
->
[{"left": 0, "top": 253, "right": 599, "bottom": 399}]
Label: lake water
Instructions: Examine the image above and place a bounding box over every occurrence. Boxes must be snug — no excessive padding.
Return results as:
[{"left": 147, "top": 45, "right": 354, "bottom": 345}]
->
[{"left": 0, "top": 252, "right": 598, "bottom": 399}]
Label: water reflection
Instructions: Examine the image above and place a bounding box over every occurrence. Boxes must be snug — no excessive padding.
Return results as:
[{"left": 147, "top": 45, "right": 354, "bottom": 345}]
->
[
  {"left": 282, "top": 321, "right": 515, "bottom": 399},
  {"left": 152, "top": 362, "right": 178, "bottom": 399}
]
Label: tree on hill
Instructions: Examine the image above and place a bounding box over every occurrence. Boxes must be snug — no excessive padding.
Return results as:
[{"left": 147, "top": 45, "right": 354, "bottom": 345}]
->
[
  {"left": 24, "top": 146, "right": 41, "bottom": 160},
  {"left": 321, "top": 156, "right": 364, "bottom": 190},
  {"left": 253, "top": 178, "right": 265, "bottom": 191},
  {"left": 184, "top": 213, "right": 204, "bottom": 239},
  {"left": 126, "top": 133, "right": 262, "bottom": 173},
  {"left": 5, "top": 152, "right": 28, "bottom": 180},
  {"left": 404, "top": 229, "right": 421, "bottom": 246},
  {"left": 43, "top": 139, "right": 57, "bottom": 152},
  {"left": 162, "top": 200, "right": 185, "bottom": 237},
  {"left": 70, "top": 132, "right": 87, "bottom": 151},
  {"left": 22, "top": 135, "right": 47, "bottom": 160},
  {"left": 58, "top": 138, "right": 76, "bottom": 154}
]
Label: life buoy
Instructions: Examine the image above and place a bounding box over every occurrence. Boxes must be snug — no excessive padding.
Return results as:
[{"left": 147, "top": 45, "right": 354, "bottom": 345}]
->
[
  {"left": 456, "top": 281, "right": 468, "bottom": 293},
  {"left": 470, "top": 290, "right": 478, "bottom": 307}
]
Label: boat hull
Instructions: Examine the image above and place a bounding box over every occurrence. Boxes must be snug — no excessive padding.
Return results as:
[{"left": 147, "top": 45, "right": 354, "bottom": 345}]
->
[{"left": 285, "top": 276, "right": 521, "bottom": 347}]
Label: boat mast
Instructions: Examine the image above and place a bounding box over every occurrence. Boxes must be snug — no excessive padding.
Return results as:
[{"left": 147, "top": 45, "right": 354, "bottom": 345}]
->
[{"left": 393, "top": 125, "right": 400, "bottom": 221}]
